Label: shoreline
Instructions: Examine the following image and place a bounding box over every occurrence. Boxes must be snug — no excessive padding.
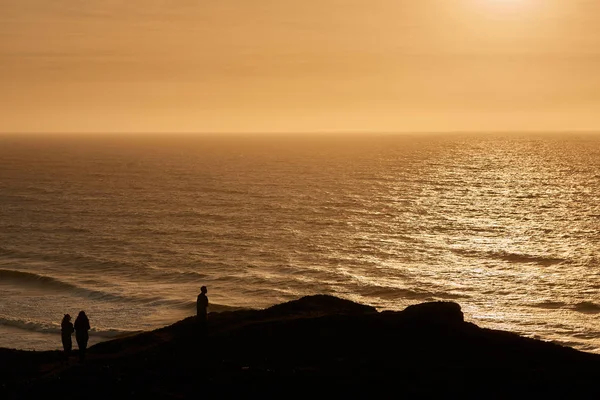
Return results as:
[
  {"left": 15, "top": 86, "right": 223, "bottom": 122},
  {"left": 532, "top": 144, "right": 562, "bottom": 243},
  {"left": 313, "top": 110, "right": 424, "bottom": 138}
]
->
[{"left": 3, "top": 305, "right": 598, "bottom": 355}]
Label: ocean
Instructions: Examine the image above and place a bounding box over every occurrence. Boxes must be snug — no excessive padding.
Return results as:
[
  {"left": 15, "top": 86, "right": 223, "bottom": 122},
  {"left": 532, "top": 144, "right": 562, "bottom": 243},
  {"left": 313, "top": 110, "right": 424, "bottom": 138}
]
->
[{"left": 0, "top": 133, "right": 599, "bottom": 352}]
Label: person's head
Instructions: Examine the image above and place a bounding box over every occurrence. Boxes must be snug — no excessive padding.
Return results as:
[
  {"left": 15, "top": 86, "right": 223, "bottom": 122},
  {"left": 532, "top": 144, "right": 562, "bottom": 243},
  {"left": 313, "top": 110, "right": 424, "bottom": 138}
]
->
[
  {"left": 78, "top": 311, "right": 86, "bottom": 319},
  {"left": 201, "top": 286, "right": 207, "bottom": 294},
  {"left": 62, "top": 314, "right": 71, "bottom": 323}
]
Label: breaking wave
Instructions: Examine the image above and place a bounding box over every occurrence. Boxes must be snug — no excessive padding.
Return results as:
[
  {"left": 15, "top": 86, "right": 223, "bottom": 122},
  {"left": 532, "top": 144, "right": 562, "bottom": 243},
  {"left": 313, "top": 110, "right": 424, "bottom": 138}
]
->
[{"left": 0, "top": 269, "right": 199, "bottom": 310}]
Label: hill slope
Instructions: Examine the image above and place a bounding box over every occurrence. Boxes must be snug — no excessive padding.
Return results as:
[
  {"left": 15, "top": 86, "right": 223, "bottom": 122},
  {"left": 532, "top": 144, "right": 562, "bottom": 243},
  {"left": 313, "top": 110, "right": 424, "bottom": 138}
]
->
[{"left": 1, "top": 295, "right": 599, "bottom": 398}]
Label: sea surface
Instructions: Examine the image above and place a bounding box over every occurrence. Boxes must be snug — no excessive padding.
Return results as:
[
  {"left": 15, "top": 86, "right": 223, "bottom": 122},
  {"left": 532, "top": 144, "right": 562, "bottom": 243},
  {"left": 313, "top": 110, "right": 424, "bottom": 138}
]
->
[{"left": 0, "top": 133, "right": 599, "bottom": 352}]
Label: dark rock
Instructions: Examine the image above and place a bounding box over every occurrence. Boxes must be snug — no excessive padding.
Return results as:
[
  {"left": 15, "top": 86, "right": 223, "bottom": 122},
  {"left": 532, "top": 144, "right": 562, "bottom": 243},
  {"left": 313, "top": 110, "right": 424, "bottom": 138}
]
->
[
  {"left": 401, "top": 300, "right": 464, "bottom": 324},
  {"left": 1, "top": 295, "right": 599, "bottom": 399},
  {"left": 264, "top": 294, "right": 377, "bottom": 317}
]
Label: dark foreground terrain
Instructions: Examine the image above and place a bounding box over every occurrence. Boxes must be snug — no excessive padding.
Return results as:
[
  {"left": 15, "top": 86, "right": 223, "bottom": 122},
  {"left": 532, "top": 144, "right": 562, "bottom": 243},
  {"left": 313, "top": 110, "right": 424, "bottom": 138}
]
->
[{"left": 1, "top": 295, "right": 599, "bottom": 399}]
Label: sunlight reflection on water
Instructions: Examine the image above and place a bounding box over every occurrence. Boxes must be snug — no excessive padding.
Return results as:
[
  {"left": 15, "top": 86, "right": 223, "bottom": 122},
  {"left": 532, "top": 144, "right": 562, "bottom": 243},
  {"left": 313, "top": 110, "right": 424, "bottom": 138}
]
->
[{"left": 0, "top": 133, "right": 599, "bottom": 352}]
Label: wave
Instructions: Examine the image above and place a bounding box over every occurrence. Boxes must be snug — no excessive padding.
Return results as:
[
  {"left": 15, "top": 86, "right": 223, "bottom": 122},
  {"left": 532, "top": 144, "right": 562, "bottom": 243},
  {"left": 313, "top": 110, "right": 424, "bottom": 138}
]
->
[
  {"left": 490, "top": 251, "right": 566, "bottom": 266},
  {"left": 0, "top": 268, "right": 128, "bottom": 302},
  {"left": 0, "top": 247, "right": 151, "bottom": 277},
  {"left": 359, "top": 284, "right": 468, "bottom": 301},
  {"left": 145, "top": 266, "right": 208, "bottom": 282},
  {"left": 0, "top": 249, "right": 223, "bottom": 287},
  {"left": 572, "top": 302, "right": 600, "bottom": 314},
  {"left": 530, "top": 301, "right": 600, "bottom": 314},
  {"left": 0, "top": 268, "right": 87, "bottom": 290},
  {"left": 0, "top": 246, "right": 30, "bottom": 259},
  {"left": 451, "top": 248, "right": 566, "bottom": 266},
  {"left": 0, "top": 316, "right": 140, "bottom": 338},
  {"left": 0, "top": 269, "right": 207, "bottom": 311},
  {"left": 530, "top": 301, "right": 567, "bottom": 310}
]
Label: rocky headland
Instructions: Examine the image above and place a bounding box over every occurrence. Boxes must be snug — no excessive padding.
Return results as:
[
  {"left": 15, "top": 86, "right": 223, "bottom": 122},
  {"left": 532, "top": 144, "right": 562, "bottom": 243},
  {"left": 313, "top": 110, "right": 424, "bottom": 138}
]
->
[{"left": 1, "top": 295, "right": 599, "bottom": 399}]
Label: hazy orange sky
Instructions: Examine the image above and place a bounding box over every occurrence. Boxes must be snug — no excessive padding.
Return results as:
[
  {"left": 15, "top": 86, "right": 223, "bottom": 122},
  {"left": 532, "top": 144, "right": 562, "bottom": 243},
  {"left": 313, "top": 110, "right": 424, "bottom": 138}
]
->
[{"left": 1, "top": 0, "right": 599, "bottom": 133}]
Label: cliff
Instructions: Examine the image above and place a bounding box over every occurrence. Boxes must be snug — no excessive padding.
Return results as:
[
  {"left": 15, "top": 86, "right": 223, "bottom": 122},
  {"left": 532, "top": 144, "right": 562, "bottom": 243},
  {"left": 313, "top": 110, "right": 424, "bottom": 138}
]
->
[{"left": 1, "top": 295, "right": 599, "bottom": 399}]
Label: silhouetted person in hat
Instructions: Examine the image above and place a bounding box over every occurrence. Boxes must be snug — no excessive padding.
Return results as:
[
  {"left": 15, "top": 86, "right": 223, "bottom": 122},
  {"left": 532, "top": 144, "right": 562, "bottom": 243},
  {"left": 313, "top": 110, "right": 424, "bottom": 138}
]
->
[
  {"left": 60, "top": 314, "right": 74, "bottom": 362},
  {"left": 74, "top": 311, "right": 91, "bottom": 362},
  {"left": 197, "top": 286, "right": 209, "bottom": 330}
]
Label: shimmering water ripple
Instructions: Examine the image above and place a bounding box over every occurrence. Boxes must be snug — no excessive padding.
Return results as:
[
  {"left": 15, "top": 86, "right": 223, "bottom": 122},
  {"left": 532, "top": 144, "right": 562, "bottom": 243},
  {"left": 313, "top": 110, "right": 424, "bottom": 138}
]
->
[{"left": 0, "top": 133, "right": 598, "bottom": 352}]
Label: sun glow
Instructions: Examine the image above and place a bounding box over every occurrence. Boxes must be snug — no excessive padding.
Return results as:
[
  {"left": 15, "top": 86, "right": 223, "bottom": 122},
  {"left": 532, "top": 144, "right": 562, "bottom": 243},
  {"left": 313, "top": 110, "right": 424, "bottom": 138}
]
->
[
  {"left": 0, "top": 0, "right": 597, "bottom": 133},
  {"left": 466, "top": 0, "right": 550, "bottom": 37},
  {"left": 475, "top": 0, "right": 541, "bottom": 13}
]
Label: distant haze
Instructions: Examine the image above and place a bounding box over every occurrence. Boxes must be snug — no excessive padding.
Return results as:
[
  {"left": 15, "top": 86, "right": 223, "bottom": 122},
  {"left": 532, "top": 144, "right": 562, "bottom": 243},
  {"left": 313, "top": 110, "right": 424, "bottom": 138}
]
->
[{"left": 1, "top": 0, "right": 599, "bottom": 133}]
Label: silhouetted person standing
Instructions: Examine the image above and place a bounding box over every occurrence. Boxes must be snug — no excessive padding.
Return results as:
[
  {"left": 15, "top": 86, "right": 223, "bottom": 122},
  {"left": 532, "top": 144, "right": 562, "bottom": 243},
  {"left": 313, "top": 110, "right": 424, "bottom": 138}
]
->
[
  {"left": 74, "top": 311, "right": 90, "bottom": 362},
  {"left": 60, "top": 314, "right": 74, "bottom": 362},
  {"left": 197, "top": 286, "right": 209, "bottom": 330}
]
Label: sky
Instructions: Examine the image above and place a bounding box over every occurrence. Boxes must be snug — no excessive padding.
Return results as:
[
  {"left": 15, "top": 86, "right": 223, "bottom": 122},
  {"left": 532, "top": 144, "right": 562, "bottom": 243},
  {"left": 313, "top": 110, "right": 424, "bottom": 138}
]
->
[{"left": 1, "top": 0, "right": 600, "bottom": 133}]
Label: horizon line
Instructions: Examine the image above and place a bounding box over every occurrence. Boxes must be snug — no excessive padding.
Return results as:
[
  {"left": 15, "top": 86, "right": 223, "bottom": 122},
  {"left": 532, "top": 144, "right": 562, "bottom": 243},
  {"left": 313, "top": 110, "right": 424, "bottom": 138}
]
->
[{"left": 2, "top": 130, "right": 600, "bottom": 136}]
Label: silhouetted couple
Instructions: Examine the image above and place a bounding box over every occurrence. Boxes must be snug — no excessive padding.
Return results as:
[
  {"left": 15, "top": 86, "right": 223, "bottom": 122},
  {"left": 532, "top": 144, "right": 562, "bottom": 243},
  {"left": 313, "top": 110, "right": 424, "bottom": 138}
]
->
[
  {"left": 61, "top": 311, "right": 91, "bottom": 362},
  {"left": 196, "top": 286, "right": 209, "bottom": 331}
]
